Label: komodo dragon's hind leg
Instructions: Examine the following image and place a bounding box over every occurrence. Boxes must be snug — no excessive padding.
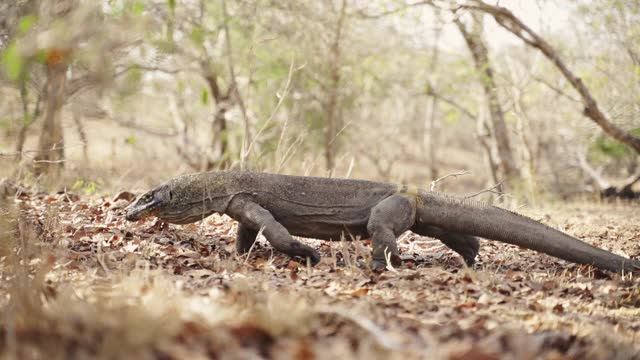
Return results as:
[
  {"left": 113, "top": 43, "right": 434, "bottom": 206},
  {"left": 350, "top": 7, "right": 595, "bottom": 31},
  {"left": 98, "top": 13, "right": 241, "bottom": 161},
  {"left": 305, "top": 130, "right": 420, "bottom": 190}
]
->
[
  {"left": 411, "top": 224, "right": 480, "bottom": 266},
  {"left": 236, "top": 224, "right": 259, "bottom": 254},
  {"left": 367, "top": 195, "right": 416, "bottom": 270},
  {"left": 227, "top": 196, "right": 321, "bottom": 265}
]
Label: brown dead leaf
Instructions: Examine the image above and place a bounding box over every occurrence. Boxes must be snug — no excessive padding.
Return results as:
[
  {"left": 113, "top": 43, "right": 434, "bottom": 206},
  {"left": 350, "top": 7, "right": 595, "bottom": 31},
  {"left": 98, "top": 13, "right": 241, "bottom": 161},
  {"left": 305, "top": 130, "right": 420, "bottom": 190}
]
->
[
  {"left": 496, "top": 284, "right": 512, "bottom": 296},
  {"left": 289, "top": 270, "right": 299, "bottom": 281},
  {"left": 109, "top": 199, "right": 131, "bottom": 210},
  {"left": 174, "top": 265, "right": 184, "bottom": 275},
  {"left": 254, "top": 257, "right": 266, "bottom": 269},
  {"left": 112, "top": 191, "right": 136, "bottom": 203},
  {"left": 553, "top": 303, "right": 564, "bottom": 314},
  {"left": 528, "top": 301, "right": 545, "bottom": 312},
  {"left": 292, "top": 339, "right": 315, "bottom": 360},
  {"left": 287, "top": 260, "right": 301, "bottom": 270},
  {"left": 229, "top": 324, "right": 274, "bottom": 357},
  {"left": 542, "top": 280, "right": 558, "bottom": 291},
  {"left": 455, "top": 301, "right": 477, "bottom": 311},
  {"left": 44, "top": 197, "right": 57, "bottom": 204},
  {"left": 349, "top": 288, "right": 369, "bottom": 297},
  {"left": 174, "top": 321, "right": 207, "bottom": 344},
  {"left": 72, "top": 229, "right": 91, "bottom": 240},
  {"left": 449, "top": 346, "right": 500, "bottom": 360}
]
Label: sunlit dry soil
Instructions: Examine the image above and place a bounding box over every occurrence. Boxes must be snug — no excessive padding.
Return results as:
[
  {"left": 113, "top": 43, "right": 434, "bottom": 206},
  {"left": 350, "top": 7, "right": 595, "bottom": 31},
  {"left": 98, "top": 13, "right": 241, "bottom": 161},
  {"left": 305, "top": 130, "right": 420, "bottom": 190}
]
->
[{"left": 1, "top": 188, "right": 639, "bottom": 359}]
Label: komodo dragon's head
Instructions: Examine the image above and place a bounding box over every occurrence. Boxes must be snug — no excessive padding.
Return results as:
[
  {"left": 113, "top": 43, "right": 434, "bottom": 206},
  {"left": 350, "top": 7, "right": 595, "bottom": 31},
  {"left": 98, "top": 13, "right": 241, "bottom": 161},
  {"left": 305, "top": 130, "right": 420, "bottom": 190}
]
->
[
  {"left": 125, "top": 173, "right": 232, "bottom": 224},
  {"left": 124, "top": 182, "right": 176, "bottom": 222}
]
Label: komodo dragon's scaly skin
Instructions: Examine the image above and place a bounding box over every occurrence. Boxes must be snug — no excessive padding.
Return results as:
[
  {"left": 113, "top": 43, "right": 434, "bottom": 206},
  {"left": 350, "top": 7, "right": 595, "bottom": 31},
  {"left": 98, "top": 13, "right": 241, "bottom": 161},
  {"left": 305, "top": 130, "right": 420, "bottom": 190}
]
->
[{"left": 125, "top": 171, "right": 640, "bottom": 273}]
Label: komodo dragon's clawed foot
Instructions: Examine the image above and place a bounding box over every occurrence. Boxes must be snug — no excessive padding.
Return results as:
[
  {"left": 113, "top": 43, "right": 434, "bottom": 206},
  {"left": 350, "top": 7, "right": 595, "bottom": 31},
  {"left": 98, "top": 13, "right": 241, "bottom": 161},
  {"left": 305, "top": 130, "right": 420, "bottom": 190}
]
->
[
  {"left": 371, "top": 260, "right": 387, "bottom": 271},
  {"left": 463, "top": 257, "right": 476, "bottom": 267},
  {"left": 460, "top": 246, "right": 479, "bottom": 267},
  {"left": 288, "top": 243, "right": 321, "bottom": 266},
  {"left": 370, "top": 253, "right": 402, "bottom": 271},
  {"left": 273, "top": 239, "right": 321, "bottom": 266}
]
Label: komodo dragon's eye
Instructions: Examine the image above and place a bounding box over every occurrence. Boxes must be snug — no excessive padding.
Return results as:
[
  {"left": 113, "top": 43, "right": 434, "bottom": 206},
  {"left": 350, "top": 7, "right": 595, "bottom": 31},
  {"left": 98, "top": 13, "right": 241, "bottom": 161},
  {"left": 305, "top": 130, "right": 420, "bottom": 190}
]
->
[{"left": 141, "top": 193, "right": 153, "bottom": 202}]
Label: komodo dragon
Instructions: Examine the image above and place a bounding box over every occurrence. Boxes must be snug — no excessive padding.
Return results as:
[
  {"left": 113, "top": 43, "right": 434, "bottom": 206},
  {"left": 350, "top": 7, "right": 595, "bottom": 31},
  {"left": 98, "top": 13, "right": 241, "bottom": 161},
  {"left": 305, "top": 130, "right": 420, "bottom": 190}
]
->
[{"left": 125, "top": 171, "right": 640, "bottom": 273}]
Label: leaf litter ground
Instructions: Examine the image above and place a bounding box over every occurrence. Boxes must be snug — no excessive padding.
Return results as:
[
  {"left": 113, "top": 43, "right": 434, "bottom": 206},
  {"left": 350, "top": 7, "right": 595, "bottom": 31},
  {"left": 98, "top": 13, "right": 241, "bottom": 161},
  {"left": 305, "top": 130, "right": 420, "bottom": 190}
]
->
[{"left": 1, "top": 188, "right": 639, "bottom": 359}]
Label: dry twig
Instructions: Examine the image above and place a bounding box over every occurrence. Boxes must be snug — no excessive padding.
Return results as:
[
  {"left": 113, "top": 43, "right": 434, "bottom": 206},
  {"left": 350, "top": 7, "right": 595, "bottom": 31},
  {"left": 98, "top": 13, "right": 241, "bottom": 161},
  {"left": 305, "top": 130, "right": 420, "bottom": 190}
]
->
[
  {"left": 430, "top": 170, "right": 471, "bottom": 191},
  {"left": 464, "top": 181, "right": 504, "bottom": 199}
]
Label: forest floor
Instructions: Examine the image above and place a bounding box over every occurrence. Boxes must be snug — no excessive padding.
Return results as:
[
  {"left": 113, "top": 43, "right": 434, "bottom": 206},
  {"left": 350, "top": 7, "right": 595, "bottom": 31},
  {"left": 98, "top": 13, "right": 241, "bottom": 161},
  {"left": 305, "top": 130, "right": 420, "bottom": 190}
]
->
[{"left": 1, "top": 185, "right": 639, "bottom": 360}]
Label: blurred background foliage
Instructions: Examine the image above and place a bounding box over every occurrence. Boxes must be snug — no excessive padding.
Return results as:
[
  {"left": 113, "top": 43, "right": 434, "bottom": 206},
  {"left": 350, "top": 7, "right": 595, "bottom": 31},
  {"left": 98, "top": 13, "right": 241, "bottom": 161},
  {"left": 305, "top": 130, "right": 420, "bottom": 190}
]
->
[{"left": 0, "top": 0, "right": 639, "bottom": 201}]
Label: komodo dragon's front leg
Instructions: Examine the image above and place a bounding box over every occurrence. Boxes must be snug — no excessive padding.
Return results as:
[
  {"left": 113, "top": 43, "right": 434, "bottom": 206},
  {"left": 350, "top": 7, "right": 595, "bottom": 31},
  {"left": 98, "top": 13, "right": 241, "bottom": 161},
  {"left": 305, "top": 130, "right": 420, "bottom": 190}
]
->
[{"left": 226, "top": 195, "right": 321, "bottom": 265}]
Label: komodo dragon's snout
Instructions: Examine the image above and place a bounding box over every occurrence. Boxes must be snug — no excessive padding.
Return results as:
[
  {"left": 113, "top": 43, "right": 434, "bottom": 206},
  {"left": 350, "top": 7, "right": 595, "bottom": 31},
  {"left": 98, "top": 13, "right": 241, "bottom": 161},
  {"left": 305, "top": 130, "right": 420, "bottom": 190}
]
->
[
  {"left": 125, "top": 185, "right": 173, "bottom": 222},
  {"left": 125, "top": 180, "right": 220, "bottom": 224}
]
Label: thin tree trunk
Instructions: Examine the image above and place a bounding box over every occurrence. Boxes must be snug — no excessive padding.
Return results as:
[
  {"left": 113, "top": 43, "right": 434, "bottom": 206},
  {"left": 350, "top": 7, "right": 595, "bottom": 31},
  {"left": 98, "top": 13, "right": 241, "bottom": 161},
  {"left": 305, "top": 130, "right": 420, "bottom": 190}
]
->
[
  {"left": 221, "top": 0, "right": 250, "bottom": 169},
  {"left": 203, "top": 70, "right": 230, "bottom": 170},
  {"left": 14, "top": 0, "right": 41, "bottom": 161},
  {"left": 17, "top": 89, "right": 42, "bottom": 156},
  {"left": 427, "top": 97, "right": 440, "bottom": 180},
  {"left": 325, "top": 0, "right": 348, "bottom": 172},
  {"left": 476, "top": 108, "right": 501, "bottom": 192},
  {"left": 34, "top": 0, "right": 72, "bottom": 177},
  {"left": 213, "top": 106, "right": 229, "bottom": 169},
  {"left": 15, "top": 82, "right": 33, "bottom": 161},
  {"left": 511, "top": 81, "right": 538, "bottom": 201},
  {"left": 34, "top": 61, "right": 68, "bottom": 177},
  {"left": 455, "top": 15, "right": 518, "bottom": 179},
  {"left": 72, "top": 112, "right": 88, "bottom": 162},
  {"left": 424, "top": 12, "right": 443, "bottom": 180}
]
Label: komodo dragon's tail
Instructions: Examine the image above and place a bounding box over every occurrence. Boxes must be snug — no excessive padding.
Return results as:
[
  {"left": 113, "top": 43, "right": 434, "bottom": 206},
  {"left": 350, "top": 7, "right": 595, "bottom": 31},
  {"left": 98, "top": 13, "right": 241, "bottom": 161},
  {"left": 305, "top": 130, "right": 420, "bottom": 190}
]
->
[{"left": 415, "top": 190, "right": 640, "bottom": 274}]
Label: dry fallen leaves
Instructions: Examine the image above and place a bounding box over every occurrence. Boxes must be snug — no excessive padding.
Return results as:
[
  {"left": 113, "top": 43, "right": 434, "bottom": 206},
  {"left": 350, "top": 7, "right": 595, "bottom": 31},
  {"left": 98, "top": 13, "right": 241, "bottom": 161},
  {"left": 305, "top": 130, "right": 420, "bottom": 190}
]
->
[{"left": 0, "top": 187, "right": 639, "bottom": 359}]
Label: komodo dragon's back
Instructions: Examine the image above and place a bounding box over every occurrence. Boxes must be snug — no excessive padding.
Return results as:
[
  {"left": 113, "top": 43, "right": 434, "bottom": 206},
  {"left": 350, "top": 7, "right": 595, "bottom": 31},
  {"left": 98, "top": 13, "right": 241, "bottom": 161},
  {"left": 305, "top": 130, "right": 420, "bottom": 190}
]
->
[{"left": 221, "top": 171, "right": 397, "bottom": 207}]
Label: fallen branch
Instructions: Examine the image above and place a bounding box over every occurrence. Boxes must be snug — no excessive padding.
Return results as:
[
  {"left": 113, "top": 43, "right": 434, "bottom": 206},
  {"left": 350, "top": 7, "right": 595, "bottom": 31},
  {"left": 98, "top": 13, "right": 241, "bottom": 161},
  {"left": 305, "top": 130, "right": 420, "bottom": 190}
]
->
[
  {"left": 573, "top": 150, "right": 639, "bottom": 199},
  {"left": 574, "top": 150, "right": 611, "bottom": 191}
]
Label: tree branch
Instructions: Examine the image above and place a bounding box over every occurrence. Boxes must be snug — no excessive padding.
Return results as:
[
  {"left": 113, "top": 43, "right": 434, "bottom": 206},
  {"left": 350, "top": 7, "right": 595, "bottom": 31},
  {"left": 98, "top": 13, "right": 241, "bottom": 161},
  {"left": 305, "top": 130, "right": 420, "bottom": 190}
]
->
[
  {"left": 425, "top": 90, "right": 477, "bottom": 119},
  {"left": 453, "top": 0, "right": 640, "bottom": 154}
]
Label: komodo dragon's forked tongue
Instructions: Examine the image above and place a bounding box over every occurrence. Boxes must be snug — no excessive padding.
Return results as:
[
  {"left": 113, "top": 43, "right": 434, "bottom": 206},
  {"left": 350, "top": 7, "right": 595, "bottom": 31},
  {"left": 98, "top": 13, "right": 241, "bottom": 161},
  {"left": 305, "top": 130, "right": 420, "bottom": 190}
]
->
[{"left": 416, "top": 191, "right": 640, "bottom": 274}]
